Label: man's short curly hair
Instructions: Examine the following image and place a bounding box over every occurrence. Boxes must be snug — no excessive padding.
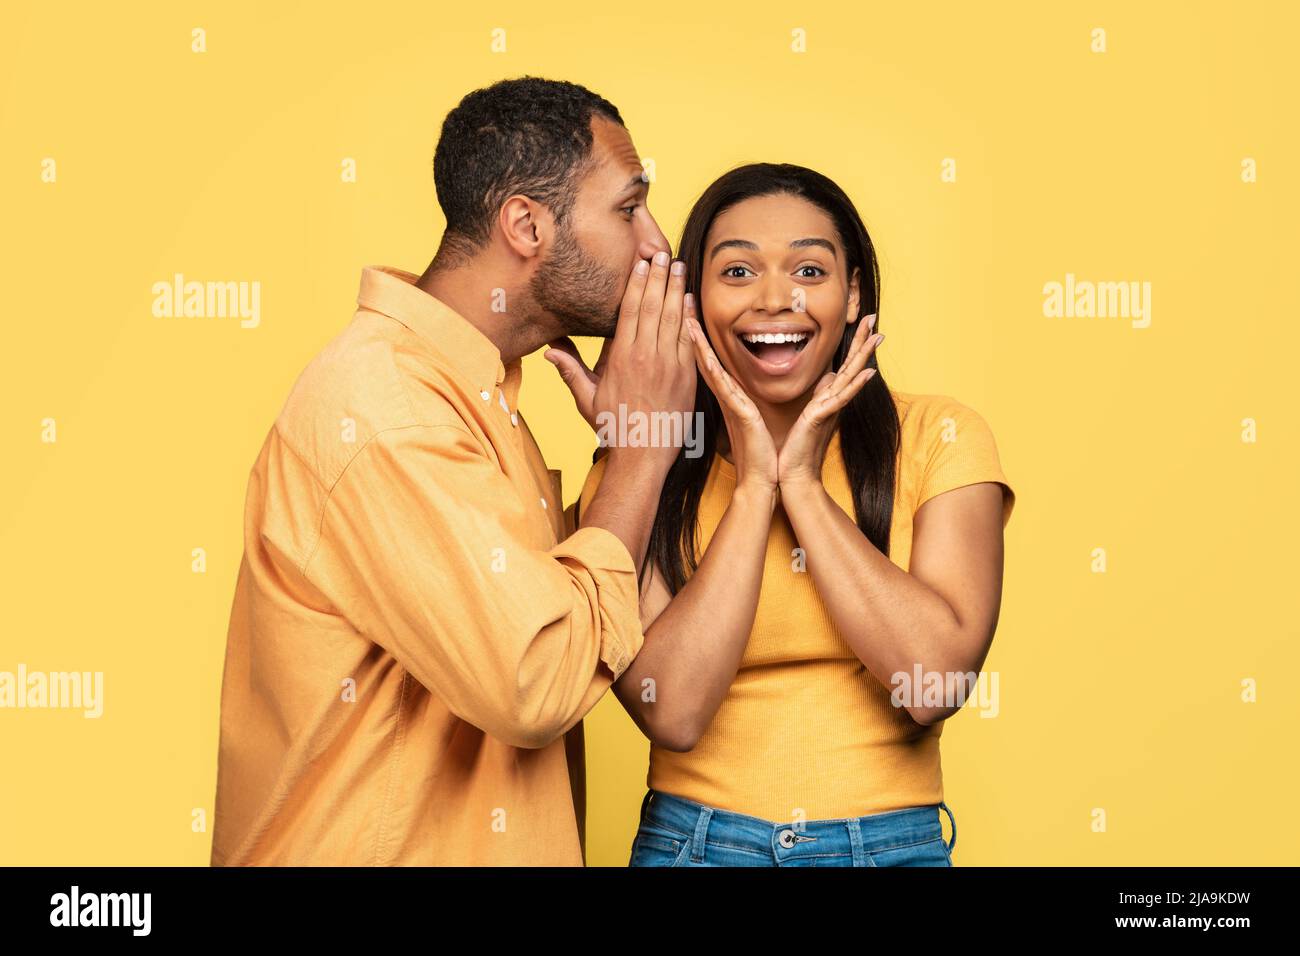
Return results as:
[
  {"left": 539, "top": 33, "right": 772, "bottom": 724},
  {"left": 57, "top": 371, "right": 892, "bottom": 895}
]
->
[{"left": 432, "top": 76, "right": 624, "bottom": 263}]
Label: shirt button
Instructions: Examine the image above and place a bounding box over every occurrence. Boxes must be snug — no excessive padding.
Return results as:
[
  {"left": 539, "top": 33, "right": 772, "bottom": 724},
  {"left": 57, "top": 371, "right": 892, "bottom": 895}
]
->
[
  {"left": 498, "top": 392, "right": 510, "bottom": 414},
  {"left": 479, "top": 389, "right": 490, "bottom": 401},
  {"left": 778, "top": 830, "right": 796, "bottom": 848},
  {"left": 539, "top": 498, "right": 548, "bottom": 510},
  {"left": 510, "top": 412, "right": 518, "bottom": 427}
]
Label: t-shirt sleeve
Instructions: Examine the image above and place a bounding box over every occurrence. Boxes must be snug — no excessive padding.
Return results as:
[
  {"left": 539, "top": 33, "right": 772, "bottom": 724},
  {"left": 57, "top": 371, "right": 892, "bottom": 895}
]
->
[{"left": 914, "top": 395, "right": 1016, "bottom": 527}]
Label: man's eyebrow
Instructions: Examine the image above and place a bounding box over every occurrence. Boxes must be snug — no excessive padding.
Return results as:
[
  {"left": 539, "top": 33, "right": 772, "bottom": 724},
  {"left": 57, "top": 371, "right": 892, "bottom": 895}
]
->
[
  {"left": 708, "top": 237, "right": 839, "bottom": 260},
  {"left": 619, "top": 172, "right": 650, "bottom": 196}
]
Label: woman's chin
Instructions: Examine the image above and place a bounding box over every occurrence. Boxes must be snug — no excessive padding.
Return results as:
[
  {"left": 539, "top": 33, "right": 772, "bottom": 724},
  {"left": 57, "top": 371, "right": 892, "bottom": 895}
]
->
[{"left": 740, "top": 375, "right": 816, "bottom": 408}]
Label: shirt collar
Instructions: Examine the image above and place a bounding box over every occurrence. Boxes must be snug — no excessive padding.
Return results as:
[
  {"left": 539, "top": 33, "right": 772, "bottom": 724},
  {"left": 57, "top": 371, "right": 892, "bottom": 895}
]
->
[{"left": 356, "top": 265, "right": 522, "bottom": 406}]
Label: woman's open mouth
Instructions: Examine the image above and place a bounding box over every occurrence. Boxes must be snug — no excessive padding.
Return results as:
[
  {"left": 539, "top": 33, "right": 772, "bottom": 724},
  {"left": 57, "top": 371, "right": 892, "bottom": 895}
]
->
[{"left": 737, "top": 329, "right": 813, "bottom": 375}]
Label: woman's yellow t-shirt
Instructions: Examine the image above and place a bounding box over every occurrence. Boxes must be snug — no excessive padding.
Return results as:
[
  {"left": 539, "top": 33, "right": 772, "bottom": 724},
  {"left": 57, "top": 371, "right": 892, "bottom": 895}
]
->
[{"left": 575, "top": 389, "right": 1016, "bottom": 822}]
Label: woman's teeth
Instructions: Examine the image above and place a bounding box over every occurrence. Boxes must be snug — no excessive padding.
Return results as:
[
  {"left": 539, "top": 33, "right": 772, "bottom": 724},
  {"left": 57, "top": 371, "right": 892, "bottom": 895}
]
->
[{"left": 739, "top": 330, "right": 812, "bottom": 360}]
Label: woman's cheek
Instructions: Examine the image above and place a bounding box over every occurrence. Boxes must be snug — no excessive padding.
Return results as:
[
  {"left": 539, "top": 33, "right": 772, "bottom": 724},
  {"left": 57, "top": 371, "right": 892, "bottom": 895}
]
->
[{"left": 700, "top": 298, "right": 739, "bottom": 347}]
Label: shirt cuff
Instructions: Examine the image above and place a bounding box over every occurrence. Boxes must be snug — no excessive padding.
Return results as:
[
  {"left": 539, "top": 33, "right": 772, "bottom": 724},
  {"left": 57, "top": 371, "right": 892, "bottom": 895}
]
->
[{"left": 549, "top": 525, "right": 643, "bottom": 677}]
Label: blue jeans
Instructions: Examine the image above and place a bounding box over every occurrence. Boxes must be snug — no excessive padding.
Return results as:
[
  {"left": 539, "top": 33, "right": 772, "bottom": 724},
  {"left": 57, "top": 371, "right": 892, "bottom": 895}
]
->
[{"left": 629, "top": 789, "right": 957, "bottom": 867}]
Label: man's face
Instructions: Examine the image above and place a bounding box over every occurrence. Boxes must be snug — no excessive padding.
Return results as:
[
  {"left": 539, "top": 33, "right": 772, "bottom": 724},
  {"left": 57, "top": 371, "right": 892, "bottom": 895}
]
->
[{"left": 530, "top": 116, "right": 670, "bottom": 337}]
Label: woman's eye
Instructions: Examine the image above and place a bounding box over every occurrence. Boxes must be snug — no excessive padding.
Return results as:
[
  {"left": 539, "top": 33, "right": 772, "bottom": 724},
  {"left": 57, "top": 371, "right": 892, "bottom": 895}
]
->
[
  {"left": 723, "top": 265, "right": 754, "bottom": 278},
  {"left": 620, "top": 205, "right": 638, "bottom": 218},
  {"left": 796, "top": 265, "right": 826, "bottom": 278}
]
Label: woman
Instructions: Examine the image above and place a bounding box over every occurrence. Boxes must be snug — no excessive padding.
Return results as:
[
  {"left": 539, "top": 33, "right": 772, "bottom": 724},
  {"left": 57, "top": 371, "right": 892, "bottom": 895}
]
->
[{"left": 576, "top": 163, "right": 1015, "bottom": 866}]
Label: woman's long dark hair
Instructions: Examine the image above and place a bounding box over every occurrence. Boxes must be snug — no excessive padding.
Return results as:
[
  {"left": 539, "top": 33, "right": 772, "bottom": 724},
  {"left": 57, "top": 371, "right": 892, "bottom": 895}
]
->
[{"left": 646, "top": 163, "right": 901, "bottom": 595}]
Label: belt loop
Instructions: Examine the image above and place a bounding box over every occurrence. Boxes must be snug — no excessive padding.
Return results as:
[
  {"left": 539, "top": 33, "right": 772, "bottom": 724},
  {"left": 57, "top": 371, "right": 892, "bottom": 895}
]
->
[
  {"left": 847, "top": 817, "right": 865, "bottom": 867},
  {"left": 940, "top": 801, "right": 957, "bottom": 852},
  {"left": 640, "top": 789, "right": 653, "bottom": 821},
  {"left": 690, "top": 805, "right": 712, "bottom": 863}
]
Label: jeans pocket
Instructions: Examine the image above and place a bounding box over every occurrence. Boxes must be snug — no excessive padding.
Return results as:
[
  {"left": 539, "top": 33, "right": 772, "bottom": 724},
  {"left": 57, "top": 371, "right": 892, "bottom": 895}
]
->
[
  {"left": 868, "top": 836, "right": 952, "bottom": 868},
  {"left": 629, "top": 828, "right": 691, "bottom": 867}
]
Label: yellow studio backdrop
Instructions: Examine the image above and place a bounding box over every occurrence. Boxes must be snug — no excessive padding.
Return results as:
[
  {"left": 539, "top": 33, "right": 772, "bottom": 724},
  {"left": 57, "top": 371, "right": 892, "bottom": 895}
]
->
[{"left": 1, "top": 0, "right": 1296, "bottom": 866}]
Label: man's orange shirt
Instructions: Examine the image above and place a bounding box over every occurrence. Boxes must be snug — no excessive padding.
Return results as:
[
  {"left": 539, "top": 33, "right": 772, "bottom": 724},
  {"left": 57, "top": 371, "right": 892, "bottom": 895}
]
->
[{"left": 210, "top": 266, "right": 643, "bottom": 865}]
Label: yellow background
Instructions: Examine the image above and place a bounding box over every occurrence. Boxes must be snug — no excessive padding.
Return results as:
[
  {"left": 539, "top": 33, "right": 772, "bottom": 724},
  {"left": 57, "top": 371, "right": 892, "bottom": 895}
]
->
[{"left": 2, "top": 0, "right": 1295, "bottom": 865}]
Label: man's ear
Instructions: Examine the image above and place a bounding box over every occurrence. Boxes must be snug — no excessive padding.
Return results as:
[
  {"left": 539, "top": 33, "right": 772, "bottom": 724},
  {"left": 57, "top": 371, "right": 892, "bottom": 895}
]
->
[
  {"left": 846, "top": 267, "right": 862, "bottom": 322},
  {"left": 498, "top": 195, "right": 549, "bottom": 261}
]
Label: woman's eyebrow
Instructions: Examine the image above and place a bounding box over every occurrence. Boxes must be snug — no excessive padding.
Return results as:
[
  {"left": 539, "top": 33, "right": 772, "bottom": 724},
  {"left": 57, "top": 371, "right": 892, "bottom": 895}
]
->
[
  {"left": 790, "top": 237, "right": 838, "bottom": 257},
  {"left": 709, "top": 237, "right": 838, "bottom": 260},
  {"left": 709, "top": 238, "right": 759, "bottom": 260}
]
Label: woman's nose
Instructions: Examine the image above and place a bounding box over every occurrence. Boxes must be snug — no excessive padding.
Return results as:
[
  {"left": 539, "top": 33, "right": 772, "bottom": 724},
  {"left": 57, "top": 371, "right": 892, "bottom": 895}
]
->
[{"left": 755, "top": 274, "right": 791, "bottom": 314}]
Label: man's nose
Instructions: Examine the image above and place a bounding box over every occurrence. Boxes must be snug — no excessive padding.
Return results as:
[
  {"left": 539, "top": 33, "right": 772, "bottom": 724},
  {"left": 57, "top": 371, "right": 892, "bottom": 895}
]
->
[{"left": 636, "top": 214, "right": 672, "bottom": 261}]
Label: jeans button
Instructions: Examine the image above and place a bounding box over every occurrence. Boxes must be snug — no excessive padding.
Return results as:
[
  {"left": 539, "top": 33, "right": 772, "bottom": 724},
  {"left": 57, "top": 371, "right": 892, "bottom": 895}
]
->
[{"left": 778, "top": 829, "right": 796, "bottom": 848}]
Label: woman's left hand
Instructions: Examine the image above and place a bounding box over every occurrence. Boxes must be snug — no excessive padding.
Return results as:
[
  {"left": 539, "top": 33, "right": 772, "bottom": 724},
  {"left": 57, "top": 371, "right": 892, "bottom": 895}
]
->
[{"left": 777, "top": 315, "right": 883, "bottom": 490}]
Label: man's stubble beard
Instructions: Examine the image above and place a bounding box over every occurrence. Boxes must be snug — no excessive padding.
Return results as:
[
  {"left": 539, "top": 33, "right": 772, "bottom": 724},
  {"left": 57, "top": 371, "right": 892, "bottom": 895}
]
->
[{"left": 528, "top": 219, "right": 623, "bottom": 339}]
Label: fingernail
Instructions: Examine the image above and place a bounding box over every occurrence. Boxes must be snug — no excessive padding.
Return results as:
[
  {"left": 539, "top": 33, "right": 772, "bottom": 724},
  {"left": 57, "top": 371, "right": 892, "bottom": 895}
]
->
[
  {"left": 868, "top": 313, "right": 878, "bottom": 331},
  {"left": 684, "top": 292, "right": 695, "bottom": 310},
  {"left": 876, "top": 333, "right": 885, "bottom": 345},
  {"left": 635, "top": 259, "right": 649, "bottom": 275},
  {"left": 671, "top": 260, "right": 685, "bottom": 276},
  {"left": 653, "top": 251, "right": 670, "bottom": 267}
]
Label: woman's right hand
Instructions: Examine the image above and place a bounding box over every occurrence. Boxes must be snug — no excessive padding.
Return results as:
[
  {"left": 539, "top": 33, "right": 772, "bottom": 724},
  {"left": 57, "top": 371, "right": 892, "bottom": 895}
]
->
[{"left": 685, "top": 304, "right": 778, "bottom": 502}]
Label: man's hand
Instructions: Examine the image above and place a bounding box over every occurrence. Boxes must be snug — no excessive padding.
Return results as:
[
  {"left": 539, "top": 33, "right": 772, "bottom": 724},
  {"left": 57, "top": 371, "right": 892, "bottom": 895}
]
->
[
  {"left": 546, "top": 251, "right": 696, "bottom": 452},
  {"left": 543, "top": 336, "right": 613, "bottom": 431},
  {"left": 547, "top": 250, "right": 697, "bottom": 572}
]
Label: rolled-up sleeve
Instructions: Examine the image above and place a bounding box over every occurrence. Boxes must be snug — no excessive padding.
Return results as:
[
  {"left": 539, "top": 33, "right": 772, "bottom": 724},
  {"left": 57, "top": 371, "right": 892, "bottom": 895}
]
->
[{"left": 301, "top": 422, "right": 644, "bottom": 749}]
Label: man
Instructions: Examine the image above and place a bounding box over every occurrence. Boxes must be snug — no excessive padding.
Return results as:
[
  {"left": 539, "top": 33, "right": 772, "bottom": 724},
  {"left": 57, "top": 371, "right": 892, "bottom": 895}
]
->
[{"left": 210, "top": 77, "right": 695, "bottom": 865}]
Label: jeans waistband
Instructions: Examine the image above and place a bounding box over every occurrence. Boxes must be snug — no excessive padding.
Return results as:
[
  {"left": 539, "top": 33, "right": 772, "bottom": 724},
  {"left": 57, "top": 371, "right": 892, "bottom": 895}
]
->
[{"left": 640, "top": 789, "right": 957, "bottom": 853}]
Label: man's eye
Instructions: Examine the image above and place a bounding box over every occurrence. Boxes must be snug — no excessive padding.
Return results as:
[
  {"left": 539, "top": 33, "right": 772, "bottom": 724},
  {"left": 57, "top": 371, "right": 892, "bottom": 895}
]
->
[
  {"left": 796, "top": 265, "right": 826, "bottom": 278},
  {"left": 620, "top": 205, "right": 639, "bottom": 218},
  {"left": 723, "top": 265, "right": 754, "bottom": 278}
]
